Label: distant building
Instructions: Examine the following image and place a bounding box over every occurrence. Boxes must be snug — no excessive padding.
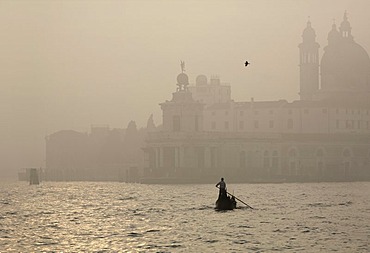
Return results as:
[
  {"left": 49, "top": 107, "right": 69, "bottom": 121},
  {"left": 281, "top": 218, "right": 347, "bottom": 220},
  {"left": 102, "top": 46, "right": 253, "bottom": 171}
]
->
[
  {"left": 142, "top": 13, "right": 370, "bottom": 183},
  {"left": 45, "top": 124, "right": 145, "bottom": 182}
]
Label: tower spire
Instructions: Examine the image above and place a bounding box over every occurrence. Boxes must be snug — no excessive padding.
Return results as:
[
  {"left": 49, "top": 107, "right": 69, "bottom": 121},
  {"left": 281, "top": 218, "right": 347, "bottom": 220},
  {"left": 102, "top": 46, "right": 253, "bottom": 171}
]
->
[
  {"left": 328, "top": 18, "right": 340, "bottom": 45},
  {"left": 302, "top": 17, "right": 315, "bottom": 42},
  {"left": 339, "top": 10, "right": 353, "bottom": 40},
  {"left": 298, "top": 18, "right": 320, "bottom": 100}
]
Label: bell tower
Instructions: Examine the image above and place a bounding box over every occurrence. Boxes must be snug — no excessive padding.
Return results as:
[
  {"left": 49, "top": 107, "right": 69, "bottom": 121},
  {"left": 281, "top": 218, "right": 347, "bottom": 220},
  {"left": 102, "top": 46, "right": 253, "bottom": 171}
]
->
[
  {"left": 339, "top": 11, "right": 353, "bottom": 41},
  {"left": 298, "top": 19, "right": 320, "bottom": 100}
]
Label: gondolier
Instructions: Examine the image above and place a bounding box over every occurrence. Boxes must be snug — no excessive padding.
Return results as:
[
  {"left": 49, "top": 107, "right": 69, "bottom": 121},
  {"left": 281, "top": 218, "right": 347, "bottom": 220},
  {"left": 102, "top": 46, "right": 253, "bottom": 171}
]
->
[
  {"left": 215, "top": 177, "right": 236, "bottom": 210},
  {"left": 214, "top": 178, "right": 253, "bottom": 210},
  {"left": 216, "top": 177, "right": 227, "bottom": 198}
]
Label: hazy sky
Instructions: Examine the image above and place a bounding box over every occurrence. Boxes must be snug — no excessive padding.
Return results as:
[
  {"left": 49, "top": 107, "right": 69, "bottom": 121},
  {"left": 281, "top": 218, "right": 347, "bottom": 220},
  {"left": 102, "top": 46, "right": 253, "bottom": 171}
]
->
[{"left": 1, "top": 0, "right": 370, "bottom": 179}]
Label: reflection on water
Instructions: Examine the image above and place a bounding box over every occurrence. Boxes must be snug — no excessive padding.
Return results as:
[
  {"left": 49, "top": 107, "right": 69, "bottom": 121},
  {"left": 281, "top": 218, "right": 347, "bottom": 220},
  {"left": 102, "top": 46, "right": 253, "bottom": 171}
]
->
[{"left": 0, "top": 182, "right": 369, "bottom": 252}]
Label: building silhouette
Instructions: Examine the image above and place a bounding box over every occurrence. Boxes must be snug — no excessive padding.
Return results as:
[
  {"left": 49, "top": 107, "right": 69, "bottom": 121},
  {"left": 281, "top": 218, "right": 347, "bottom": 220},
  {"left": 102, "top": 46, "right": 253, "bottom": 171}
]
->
[
  {"left": 45, "top": 123, "right": 146, "bottom": 181},
  {"left": 45, "top": 13, "right": 370, "bottom": 182},
  {"left": 142, "top": 12, "right": 370, "bottom": 183}
]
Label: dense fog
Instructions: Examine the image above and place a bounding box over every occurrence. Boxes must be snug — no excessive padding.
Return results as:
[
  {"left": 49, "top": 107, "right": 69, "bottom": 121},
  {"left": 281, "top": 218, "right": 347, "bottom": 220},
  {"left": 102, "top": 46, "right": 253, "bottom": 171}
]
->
[{"left": 1, "top": 0, "right": 370, "bottom": 180}]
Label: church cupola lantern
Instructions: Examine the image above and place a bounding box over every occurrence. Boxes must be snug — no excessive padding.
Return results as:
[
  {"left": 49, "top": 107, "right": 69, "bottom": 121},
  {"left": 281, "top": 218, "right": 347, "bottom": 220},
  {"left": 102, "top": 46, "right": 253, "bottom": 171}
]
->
[
  {"left": 339, "top": 11, "right": 353, "bottom": 40},
  {"left": 302, "top": 20, "right": 316, "bottom": 43},
  {"left": 328, "top": 21, "right": 340, "bottom": 45}
]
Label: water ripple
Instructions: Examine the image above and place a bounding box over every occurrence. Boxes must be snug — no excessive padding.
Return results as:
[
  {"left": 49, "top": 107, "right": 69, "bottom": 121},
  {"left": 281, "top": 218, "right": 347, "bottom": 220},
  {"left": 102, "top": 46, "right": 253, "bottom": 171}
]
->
[{"left": 0, "top": 181, "right": 369, "bottom": 252}]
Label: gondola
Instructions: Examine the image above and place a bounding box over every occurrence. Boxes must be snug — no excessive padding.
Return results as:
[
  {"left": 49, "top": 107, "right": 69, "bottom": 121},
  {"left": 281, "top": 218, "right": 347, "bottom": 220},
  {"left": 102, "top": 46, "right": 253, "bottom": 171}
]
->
[{"left": 215, "top": 194, "right": 237, "bottom": 210}]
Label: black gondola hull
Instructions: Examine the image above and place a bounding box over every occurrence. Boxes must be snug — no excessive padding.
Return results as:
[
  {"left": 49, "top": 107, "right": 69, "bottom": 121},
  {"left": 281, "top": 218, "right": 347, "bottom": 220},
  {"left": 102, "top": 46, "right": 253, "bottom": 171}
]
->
[{"left": 215, "top": 196, "right": 237, "bottom": 210}]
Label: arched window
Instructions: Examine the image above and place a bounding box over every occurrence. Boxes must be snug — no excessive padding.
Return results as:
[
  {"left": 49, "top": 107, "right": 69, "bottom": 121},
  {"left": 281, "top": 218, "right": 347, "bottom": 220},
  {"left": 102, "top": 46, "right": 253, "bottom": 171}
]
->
[
  {"left": 342, "top": 148, "right": 352, "bottom": 177},
  {"left": 317, "top": 161, "right": 323, "bottom": 175},
  {"left": 289, "top": 149, "right": 296, "bottom": 157},
  {"left": 271, "top": 151, "right": 279, "bottom": 175},
  {"left": 343, "top": 149, "right": 351, "bottom": 157},
  {"left": 316, "top": 148, "right": 325, "bottom": 178},
  {"left": 316, "top": 149, "right": 324, "bottom": 157},
  {"left": 240, "top": 151, "right": 246, "bottom": 168},
  {"left": 288, "top": 148, "right": 298, "bottom": 175},
  {"left": 263, "top": 151, "right": 269, "bottom": 169},
  {"left": 173, "top": 116, "right": 180, "bottom": 131},
  {"left": 287, "top": 119, "right": 293, "bottom": 129}
]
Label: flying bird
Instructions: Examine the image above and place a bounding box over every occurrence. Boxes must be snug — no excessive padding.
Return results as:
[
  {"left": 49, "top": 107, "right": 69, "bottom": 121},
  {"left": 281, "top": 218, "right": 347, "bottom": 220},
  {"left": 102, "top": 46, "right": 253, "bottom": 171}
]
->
[{"left": 245, "top": 60, "right": 250, "bottom": 67}]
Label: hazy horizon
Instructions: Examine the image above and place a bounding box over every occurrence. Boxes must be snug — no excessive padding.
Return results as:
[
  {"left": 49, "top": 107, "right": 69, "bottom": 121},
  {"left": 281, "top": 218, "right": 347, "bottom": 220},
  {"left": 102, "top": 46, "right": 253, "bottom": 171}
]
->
[{"left": 1, "top": 0, "right": 370, "bottom": 180}]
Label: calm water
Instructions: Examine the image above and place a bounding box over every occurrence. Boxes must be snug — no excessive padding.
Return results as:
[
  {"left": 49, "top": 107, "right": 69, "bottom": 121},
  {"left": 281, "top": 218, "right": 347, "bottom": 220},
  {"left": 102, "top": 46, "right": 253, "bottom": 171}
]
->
[{"left": 0, "top": 182, "right": 369, "bottom": 252}]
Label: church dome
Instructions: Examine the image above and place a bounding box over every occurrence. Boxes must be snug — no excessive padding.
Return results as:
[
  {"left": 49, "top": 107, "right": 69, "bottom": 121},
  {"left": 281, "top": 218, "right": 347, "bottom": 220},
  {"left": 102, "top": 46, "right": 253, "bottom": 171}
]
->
[
  {"left": 327, "top": 23, "right": 340, "bottom": 45},
  {"left": 321, "top": 40, "right": 370, "bottom": 91},
  {"left": 321, "top": 13, "right": 370, "bottom": 93},
  {"left": 196, "top": 75, "right": 207, "bottom": 86},
  {"left": 302, "top": 20, "right": 316, "bottom": 43}
]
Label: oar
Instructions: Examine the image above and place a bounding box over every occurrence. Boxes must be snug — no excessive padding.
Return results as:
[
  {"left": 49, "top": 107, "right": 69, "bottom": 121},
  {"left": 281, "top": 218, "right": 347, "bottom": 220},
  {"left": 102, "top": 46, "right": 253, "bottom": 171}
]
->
[{"left": 216, "top": 186, "right": 254, "bottom": 209}]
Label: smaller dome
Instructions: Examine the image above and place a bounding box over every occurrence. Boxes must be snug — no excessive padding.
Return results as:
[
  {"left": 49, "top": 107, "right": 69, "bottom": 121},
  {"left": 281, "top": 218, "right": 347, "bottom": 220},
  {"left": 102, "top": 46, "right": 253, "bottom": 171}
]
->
[
  {"left": 177, "top": 73, "right": 189, "bottom": 85},
  {"left": 302, "top": 21, "right": 316, "bottom": 43},
  {"left": 196, "top": 75, "right": 207, "bottom": 86},
  {"left": 340, "top": 11, "right": 351, "bottom": 30},
  {"left": 328, "top": 23, "right": 340, "bottom": 44}
]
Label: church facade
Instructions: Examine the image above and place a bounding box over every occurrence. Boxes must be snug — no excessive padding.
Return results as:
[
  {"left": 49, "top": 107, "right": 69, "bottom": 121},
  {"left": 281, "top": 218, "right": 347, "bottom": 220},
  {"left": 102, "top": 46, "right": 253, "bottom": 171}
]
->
[{"left": 142, "top": 12, "right": 370, "bottom": 183}]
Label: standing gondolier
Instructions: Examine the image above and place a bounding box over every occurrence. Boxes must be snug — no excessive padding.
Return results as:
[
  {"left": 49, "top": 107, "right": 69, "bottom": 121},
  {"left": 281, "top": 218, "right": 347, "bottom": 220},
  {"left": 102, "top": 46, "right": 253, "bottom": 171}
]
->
[{"left": 216, "top": 178, "right": 227, "bottom": 199}]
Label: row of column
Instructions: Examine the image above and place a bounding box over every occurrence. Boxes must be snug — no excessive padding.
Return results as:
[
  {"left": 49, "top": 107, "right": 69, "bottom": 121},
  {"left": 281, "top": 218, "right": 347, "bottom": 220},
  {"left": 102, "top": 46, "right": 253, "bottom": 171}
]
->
[{"left": 151, "top": 146, "right": 218, "bottom": 169}]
